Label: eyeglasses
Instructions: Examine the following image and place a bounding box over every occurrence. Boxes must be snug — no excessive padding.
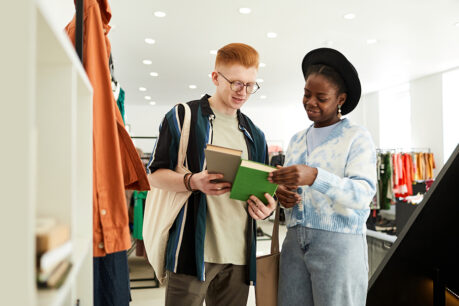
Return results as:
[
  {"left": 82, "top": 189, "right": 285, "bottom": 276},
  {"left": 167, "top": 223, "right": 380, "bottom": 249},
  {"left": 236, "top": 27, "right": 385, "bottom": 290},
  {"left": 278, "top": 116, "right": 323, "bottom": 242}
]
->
[{"left": 217, "top": 72, "right": 260, "bottom": 94}]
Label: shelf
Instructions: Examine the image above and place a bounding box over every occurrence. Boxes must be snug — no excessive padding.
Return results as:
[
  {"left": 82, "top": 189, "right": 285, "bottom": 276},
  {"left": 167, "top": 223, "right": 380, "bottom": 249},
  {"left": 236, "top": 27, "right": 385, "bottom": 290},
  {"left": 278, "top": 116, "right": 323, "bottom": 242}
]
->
[
  {"left": 36, "top": 1, "right": 91, "bottom": 92},
  {"left": 37, "top": 238, "right": 91, "bottom": 306},
  {"left": 2, "top": 0, "right": 93, "bottom": 304}
]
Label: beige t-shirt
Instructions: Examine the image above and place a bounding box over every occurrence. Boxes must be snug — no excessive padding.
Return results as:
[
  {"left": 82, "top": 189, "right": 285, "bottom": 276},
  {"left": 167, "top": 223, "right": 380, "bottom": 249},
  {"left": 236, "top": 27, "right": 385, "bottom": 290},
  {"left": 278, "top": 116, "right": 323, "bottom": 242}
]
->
[{"left": 204, "top": 107, "right": 249, "bottom": 265}]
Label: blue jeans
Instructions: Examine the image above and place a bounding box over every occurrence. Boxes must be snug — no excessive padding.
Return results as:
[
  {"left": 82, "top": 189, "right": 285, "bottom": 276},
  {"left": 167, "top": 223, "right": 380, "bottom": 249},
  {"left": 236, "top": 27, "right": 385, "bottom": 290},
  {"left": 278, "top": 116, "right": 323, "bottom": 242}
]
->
[{"left": 278, "top": 226, "right": 368, "bottom": 306}]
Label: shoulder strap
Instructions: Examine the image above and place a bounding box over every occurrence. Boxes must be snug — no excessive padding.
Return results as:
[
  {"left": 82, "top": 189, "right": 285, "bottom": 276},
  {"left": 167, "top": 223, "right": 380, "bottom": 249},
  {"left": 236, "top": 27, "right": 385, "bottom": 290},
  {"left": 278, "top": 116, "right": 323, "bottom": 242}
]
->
[{"left": 271, "top": 203, "right": 280, "bottom": 254}]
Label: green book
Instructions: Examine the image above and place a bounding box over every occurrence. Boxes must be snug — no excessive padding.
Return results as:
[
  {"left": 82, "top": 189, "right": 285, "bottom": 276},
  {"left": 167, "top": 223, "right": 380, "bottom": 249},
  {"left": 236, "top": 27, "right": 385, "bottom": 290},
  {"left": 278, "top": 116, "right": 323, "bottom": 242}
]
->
[{"left": 230, "top": 159, "right": 278, "bottom": 204}]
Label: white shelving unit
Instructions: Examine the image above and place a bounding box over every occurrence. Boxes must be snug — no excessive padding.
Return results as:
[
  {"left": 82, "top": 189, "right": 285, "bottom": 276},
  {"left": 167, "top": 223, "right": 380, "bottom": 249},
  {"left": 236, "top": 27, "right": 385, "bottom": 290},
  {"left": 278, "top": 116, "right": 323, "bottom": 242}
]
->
[{"left": 1, "top": 0, "right": 93, "bottom": 305}]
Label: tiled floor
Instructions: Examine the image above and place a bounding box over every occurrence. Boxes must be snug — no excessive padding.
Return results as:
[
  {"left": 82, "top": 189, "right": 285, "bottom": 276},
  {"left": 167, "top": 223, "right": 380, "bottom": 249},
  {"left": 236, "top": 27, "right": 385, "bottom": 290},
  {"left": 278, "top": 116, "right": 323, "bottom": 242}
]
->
[{"left": 128, "top": 219, "right": 287, "bottom": 306}]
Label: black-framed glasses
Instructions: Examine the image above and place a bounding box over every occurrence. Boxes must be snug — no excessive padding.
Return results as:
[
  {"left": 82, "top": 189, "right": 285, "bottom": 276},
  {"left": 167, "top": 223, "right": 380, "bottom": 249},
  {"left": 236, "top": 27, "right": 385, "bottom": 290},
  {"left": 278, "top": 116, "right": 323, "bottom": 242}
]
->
[{"left": 217, "top": 72, "right": 260, "bottom": 94}]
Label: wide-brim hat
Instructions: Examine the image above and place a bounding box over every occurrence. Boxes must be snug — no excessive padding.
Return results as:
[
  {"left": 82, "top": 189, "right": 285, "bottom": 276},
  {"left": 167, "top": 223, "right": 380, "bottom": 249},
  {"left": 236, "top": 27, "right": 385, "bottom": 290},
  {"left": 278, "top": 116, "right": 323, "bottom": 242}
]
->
[{"left": 301, "top": 48, "right": 361, "bottom": 115}]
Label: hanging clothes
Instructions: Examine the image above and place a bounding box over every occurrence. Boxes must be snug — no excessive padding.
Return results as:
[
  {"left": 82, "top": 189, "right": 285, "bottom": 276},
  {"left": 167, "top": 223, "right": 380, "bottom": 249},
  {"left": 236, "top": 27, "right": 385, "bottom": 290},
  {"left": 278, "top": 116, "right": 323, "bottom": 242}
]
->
[
  {"left": 65, "top": 0, "right": 149, "bottom": 258},
  {"left": 401, "top": 153, "right": 414, "bottom": 197},
  {"left": 416, "top": 153, "right": 425, "bottom": 181},
  {"left": 386, "top": 155, "right": 395, "bottom": 203},
  {"left": 426, "top": 152, "right": 436, "bottom": 179},
  {"left": 117, "top": 87, "right": 126, "bottom": 124},
  {"left": 379, "top": 153, "right": 392, "bottom": 210},
  {"left": 132, "top": 190, "right": 147, "bottom": 240}
]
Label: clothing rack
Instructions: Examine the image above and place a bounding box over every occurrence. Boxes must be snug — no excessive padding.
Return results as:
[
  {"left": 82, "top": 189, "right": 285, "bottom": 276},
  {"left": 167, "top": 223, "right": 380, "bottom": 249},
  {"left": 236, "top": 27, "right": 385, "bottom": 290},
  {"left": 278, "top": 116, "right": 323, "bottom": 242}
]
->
[
  {"left": 376, "top": 147, "right": 431, "bottom": 153},
  {"left": 130, "top": 136, "right": 158, "bottom": 139},
  {"left": 75, "top": 0, "right": 83, "bottom": 63}
]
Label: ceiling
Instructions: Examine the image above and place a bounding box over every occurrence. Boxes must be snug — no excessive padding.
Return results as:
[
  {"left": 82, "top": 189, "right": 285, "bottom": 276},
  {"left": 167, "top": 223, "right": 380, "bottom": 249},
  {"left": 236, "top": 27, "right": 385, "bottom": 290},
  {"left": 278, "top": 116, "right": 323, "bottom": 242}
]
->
[{"left": 108, "top": 0, "right": 459, "bottom": 107}]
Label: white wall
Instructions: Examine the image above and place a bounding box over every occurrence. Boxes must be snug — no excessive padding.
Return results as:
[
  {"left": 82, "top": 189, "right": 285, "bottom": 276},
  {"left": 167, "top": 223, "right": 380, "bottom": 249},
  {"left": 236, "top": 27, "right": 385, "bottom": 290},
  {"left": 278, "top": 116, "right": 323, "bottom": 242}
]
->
[
  {"left": 37, "top": 0, "right": 74, "bottom": 30},
  {"left": 348, "top": 92, "right": 380, "bottom": 147},
  {"left": 356, "top": 73, "right": 446, "bottom": 177},
  {"left": 442, "top": 69, "right": 459, "bottom": 163},
  {"left": 124, "top": 104, "right": 170, "bottom": 154},
  {"left": 410, "top": 74, "right": 444, "bottom": 176},
  {"left": 127, "top": 70, "right": 456, "bottom": 178},
  {"left": 125, "top": 102, "right": 309, "bottom": 154},
  {"left": 243, "top": 102, "right": 309, "bottom": 151},
  {"left": 379, "top": 84, "right": 412, "bottom": 149}
]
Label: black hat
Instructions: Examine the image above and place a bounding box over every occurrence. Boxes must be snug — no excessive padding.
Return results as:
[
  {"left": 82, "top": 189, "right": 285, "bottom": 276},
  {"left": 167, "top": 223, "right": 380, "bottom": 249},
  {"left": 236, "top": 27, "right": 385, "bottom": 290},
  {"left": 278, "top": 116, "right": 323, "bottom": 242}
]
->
[{"left": 301, "top": 48, "right": 361, "bottom": 115}]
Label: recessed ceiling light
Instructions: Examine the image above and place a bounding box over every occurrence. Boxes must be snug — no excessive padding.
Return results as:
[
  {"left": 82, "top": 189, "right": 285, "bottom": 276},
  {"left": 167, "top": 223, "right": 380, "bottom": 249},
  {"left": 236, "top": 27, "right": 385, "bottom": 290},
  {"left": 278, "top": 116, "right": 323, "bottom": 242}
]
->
[
  {"left": 366, "top": 39, "right": 378, "bottom": 44},
  {"left": 154, "top": 11, "right": 166, "bottom": 17},
  {"left": 189, "top": 85, "right": 197, "bottom": 89},
  {"left": 260, "top": 95, "right": 267, "bottom": 99},
  {"left": 239, "top": 8, "right": 251, "bottom": 14},
  {"left": 267, "top": 32, "right": 277, "bottom": 38},
  {"left": 144, "top": 38, "right": 155, "bottom": 45},
  {"left": 150, "top": 72, "right": 159, "bottom": 77},
  {"left": 259, "top": 62, "right": 266, "bottom": 68},
  {"left": 209, "top": 50, "right": 218, "bottom": 55},
  {"left": 256, "top": 78, "right": 264, "bottom": 83},
  {"left": 139, "top": 87, "right": 147, "bottom": 92},
  {"left": 144, "top": 96, "right": 151, "bottom": 100},
  {"left": 149, "top": 101, "right": 156, "bottom": 105},
  {"left": 344, "top": 13, "right": 356, "bottom": 20},
  {"left": 142, "top": 59, "right": 152, "bottom": 65}
]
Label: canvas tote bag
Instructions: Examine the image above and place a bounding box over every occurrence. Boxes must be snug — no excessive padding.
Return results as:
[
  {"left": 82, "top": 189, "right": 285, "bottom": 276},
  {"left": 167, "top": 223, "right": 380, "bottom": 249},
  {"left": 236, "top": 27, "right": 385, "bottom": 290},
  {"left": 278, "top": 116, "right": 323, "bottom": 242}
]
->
[
  {"left": 255, "top": 203, "right": 280, "bottom": 306},
  {"left": 143, "top": 103, "right": 192, "bottom": 285}
]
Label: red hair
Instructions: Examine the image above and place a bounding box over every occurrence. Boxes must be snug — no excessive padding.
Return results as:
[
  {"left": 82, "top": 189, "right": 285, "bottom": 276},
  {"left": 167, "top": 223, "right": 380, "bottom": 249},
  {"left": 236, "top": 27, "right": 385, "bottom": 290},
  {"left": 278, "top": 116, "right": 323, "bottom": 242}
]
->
[{"left": 215, "top": 43, "right": 259, "bottom": 69}]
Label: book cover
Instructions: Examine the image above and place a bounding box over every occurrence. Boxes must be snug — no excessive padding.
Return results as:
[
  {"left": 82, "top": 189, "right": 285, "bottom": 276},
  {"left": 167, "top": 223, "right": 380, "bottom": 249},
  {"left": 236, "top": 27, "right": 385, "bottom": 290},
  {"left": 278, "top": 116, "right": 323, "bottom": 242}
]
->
[
  {"left": 204, "top": 144, "right": 242, "bottom": 183},
  {"left": 230, "top": 159, "right": 278, "bottom": 204}
]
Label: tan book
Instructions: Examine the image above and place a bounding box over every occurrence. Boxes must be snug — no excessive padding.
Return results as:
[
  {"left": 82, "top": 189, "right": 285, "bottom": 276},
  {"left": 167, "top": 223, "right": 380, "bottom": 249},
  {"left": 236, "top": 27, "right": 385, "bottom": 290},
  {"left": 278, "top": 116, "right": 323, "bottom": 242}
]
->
[
  {"left": 204, "top": 144, "right": 242, "bottom": 183},
  {"left": 36, "top": 222, "right": 70, "bottom": 254},
  {"left": 38, "top": 260, "right": 72, "bottom": 288}
]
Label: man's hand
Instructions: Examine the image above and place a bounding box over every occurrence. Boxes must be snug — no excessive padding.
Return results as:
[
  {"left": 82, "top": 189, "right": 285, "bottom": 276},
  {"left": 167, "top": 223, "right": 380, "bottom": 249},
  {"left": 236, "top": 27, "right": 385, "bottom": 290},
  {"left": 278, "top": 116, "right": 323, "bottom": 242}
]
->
[
  {"left": 275, "top": 185, "right": 301, "bottom": 208},
  {"left": 190, "top": 170, "right": 231, "bottom": 195},
  {"left": 268, "top": 164, "right": 318, "bottom": 186},
  {"left": 247, "top": 193, "right": 276, "bottom": 220}
]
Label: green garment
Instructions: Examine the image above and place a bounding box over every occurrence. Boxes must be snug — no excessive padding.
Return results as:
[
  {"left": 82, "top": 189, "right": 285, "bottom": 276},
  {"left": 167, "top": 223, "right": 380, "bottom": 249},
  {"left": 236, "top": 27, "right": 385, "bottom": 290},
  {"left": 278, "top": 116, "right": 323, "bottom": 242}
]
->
[
  {"left": 133, "top": 190, "right": 147, "bottom": 240},
  {"left": 379, "top": 153, "right": 392, "bottom": 210},
  {"left": 117, "top": 87, "right": 126, "bottom": 124}
]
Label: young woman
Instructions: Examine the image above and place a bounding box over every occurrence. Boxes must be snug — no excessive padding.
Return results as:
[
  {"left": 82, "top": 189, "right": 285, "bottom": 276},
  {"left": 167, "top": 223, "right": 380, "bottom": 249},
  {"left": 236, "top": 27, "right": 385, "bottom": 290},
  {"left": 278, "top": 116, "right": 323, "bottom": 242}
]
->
[{"left": 269, "top": 48, "right": 377, "bottom": 306}]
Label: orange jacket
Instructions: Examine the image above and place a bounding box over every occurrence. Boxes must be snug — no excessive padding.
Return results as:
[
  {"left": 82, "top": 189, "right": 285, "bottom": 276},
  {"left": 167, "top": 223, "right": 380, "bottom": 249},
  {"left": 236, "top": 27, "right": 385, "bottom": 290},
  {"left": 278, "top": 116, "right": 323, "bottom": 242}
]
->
[{"left": 65, "top": 0, "right": 149, "bottom": 257}]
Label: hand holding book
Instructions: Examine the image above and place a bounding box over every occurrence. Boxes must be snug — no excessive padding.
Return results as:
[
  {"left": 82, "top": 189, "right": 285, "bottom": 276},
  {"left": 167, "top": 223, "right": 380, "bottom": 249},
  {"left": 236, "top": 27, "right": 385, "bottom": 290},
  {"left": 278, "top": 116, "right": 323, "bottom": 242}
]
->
[
  {"left": 189, "top": 170, "right": 231, "bottom": 195},
  {"left": 204, "top": 144, "right": 278, "bottom": 204},
  {"left": 247, "top": 193, "right": 277, "bottom": 220},
  {"left": 268, "top": 164, "right": 318, "bottom": 186}
]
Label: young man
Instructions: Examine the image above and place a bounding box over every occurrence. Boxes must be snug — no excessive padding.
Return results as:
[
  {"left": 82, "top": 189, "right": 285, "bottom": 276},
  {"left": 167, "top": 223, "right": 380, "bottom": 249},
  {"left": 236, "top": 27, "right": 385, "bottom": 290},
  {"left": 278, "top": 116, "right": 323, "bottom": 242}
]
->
[{"left": 148, "top": 43, "right": 277, "bottom": 305}]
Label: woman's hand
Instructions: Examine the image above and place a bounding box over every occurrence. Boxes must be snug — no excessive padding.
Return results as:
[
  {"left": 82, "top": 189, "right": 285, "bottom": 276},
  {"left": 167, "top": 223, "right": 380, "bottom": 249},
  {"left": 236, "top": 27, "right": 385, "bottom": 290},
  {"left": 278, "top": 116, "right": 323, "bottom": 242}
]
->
[
  {"left": 268, "top": 165, "right": 318, "bottom": 186},
  {"left": 190, "top": 170, "right": 231, "bottom": 195},
  {"left": 247, "top": 193, "right": 277, "bottom": 220},
  {"left": 275, "top": 185, "right": 301, "bottom": 208}
]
